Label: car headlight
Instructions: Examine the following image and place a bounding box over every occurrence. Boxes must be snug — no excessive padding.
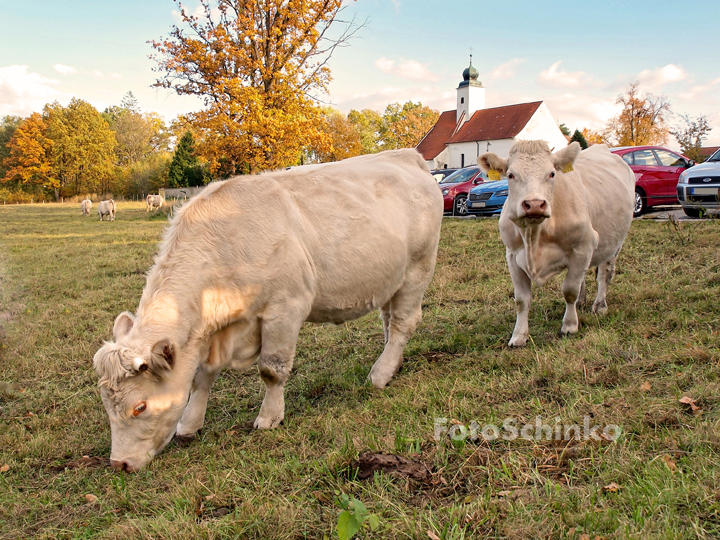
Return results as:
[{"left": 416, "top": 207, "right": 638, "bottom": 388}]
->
[
  {"left": 441, "top": 189, "right": 450, "bottom": 196},
  {"left": 678, "top": 171, "right": 688, "bottom": 184},
  {"left": 495, "top": 189, "right": 509, "bottom": 197}
]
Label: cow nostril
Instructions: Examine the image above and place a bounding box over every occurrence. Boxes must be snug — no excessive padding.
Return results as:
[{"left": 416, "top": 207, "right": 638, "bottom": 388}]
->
[{"left": 110, "top": 459, "right": 134, "bottom": 473}]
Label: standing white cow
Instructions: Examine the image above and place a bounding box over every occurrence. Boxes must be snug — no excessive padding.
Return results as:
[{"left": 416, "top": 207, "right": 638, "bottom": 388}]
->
[
  {"left": 81, "top": 198, "right": 92, "bottom": 216},
  {"left": 93, "top": 149, "right": 443, "bottom": 472},
  {"left": 146, "top": 194, "right": 164, "bottom": 212},
  {"left": 97, "top": 200, "right": 116, "bottom": 222},
  {"left": 479, "top": 140, "right": 634, "bottom": 346}
]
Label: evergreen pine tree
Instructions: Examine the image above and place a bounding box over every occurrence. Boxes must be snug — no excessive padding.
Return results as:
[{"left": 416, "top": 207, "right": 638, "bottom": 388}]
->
[
  {"left": 168, "top": 131, "right": 202, "bottom": 188},
  {"left": 570, "top": 129, "right": 589, "bottom": 149}
]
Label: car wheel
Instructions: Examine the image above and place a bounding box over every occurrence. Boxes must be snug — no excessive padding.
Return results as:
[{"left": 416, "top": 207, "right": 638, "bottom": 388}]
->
[
  {"left": 453, "top": 194, "right": 468, "bottom": 216},
  {"left": 683, "top": 207, "right": 702, "bottom": 218},
  {"left": 633, "top": 189, "right": 646, "bottom": 218}
]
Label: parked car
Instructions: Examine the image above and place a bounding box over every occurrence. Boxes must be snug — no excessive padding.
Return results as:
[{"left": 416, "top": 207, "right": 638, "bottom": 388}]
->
[
  {"left": 610, "top": 146, "right": 695, "bottom": 217},
  {"left": 438, "top": 166, "right": 488, "bottom": 215},
  {"left": 466, "top": 179, "right": 509, "bottom": 216},
  {"left": 677, "top": 148, "right": 720, "bottom": 217},
  {"left": 430, "top": 168, "right": 458, "bottom": 183}
]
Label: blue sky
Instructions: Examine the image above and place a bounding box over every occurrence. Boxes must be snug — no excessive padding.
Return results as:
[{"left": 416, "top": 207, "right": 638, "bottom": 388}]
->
[{"left": 2, "top": 0, "right": 719, "bottom": 147}]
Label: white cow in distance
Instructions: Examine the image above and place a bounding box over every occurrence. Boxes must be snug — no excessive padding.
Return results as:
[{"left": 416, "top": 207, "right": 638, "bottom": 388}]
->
[
  {"left": 479, "top": 140, "right": 634, "bottom": 346},
  {"left": 97, "top": 199, "right": 116, "bottom": 222},
  {"left": 146, "top": 194, "right": 164, "bottom": 212},
  {"left": 81, "top": 198, "right": 92, "bottom": 216},
  {"left": 93, "top": 149, "right": 443, "bottom": 472}
]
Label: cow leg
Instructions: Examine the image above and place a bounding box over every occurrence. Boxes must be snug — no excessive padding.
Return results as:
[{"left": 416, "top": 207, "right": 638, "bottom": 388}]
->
[
  {"left": 507, "top": 252, "right": 532, "bottom": 347},
  {"left": 379, "top": 301, "right": 391, "bottom": 344},
  {"left": 369, "top": 265, "right": 432, "bottom": 389},
  {"left": 176, "top": 365, "right": 220, "bottom": 438},
  {"left": 578, "top": 277, "right": 587, "bottom": 309},
  {"left": 560, "top": 260, "right": 591, "bottom": 335},
  {"left": 592, "top": 258, "right": 616, "bottom": 316},
  {"left": 253, "top": 308, "right": 306, "bottom": 430}
]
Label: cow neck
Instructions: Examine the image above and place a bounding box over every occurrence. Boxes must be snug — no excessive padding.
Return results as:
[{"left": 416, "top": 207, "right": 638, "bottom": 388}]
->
[
  {"left": 134, "top": 267, "right": 202, "bottom": 351},
  {"left": 518, "top": 218, "right": 555, "bottom": 280}
]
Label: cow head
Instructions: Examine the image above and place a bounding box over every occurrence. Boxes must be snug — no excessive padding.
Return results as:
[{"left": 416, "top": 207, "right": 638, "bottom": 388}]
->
[
  {"left": 93, "top": 311, "right": 192, "bottom": 472},
  {"left": 479, "top": 141, "right": 581, "bottom": 226}
]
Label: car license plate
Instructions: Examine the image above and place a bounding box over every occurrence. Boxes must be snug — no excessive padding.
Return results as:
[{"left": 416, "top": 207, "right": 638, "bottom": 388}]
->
[
  {"left": 692, "top": 187, "right": 718, "bottom": 195},
  {"left": 470, "top": 201, "right": 486, "bottom": 208}
]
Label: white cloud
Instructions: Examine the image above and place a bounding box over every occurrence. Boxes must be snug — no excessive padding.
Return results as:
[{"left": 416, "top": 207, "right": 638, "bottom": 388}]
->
[
  {"left": 543, "top": 92, "right": 620, "bottom": 132},
  {"left": 109, "top": 73, "right": 122, "bottom": 80},
  {"left": 488, "top": 58, "right": 525, "bottom": 80},
  {"left": 93, "top": 70, "right": 103, "bottom": 78},
  {"left": 0, "top": 65, "right": 70, "bottom": 116},
  {"left": 328, "top": 83, "right": 454, "bottom": 114},
  {"left": 537, "top": 61, "right": 594, "bottom": 89},
  {"left": 678, "top": 78, "right": 720, "bottom": 101},
  {"left": 391, "top": 0, "right": 401, "bottom": 13},
  {"left": 636, "top": 64, "right": 686, "bottom": 88},
  {"left": 54, "top": 64, "right": 77, "bottom": 75},
  {"left": 374, "top": 57, "right": 439, "bottom": 82}
]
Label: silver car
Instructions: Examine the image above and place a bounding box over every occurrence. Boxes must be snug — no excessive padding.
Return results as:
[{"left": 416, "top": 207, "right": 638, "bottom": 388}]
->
[{"left": 677, "top": 149, "right": 720, "bottom": 217}]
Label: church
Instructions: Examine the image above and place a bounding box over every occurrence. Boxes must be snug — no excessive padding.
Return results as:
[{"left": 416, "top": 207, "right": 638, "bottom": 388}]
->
[{"left": 416, "top": 59, "right": 568, "bottom": 169}]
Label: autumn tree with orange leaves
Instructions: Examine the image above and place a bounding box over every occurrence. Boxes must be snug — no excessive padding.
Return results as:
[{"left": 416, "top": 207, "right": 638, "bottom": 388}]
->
[
  {"left": 2, "top": 113, "right": 53, "bottom": 188},
  {"left": 150, "top": 0, "right": 360, "bottom": 175}
]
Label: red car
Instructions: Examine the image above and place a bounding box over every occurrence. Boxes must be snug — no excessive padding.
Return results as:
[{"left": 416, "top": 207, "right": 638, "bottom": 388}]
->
[
  {"left": 610, "top": 146, "right": 695, "bottom": 217},
  {"left": 439, "top": 166, "right": 488, "bottom": 216}
]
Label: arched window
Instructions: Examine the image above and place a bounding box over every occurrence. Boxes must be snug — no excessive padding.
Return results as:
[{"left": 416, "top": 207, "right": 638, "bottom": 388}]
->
[{"left": 460, "top": 97, "right": 465, "bottom": 104}]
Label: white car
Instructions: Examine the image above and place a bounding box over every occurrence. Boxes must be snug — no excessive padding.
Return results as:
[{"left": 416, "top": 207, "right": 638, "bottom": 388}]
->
[{"left": 677, "top": 149, "right": 720, "bottom": 217}]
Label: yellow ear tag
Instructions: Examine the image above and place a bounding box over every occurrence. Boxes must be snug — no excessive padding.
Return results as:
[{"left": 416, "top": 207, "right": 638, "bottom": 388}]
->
[
  {"left": 561, "top": 164, "right": 574, "bottom": 174},
  {"left": 488, "top": 169, "right": 501, "bottom": 181}
]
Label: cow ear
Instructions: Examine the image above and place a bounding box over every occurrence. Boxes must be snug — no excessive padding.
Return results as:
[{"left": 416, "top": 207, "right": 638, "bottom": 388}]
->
[
  {"left": 478, "top": 153, "right": 508, "bottom": 175},
  {"left": 113, "top": 312, "right": 136, "bottom": 340},
  {"left": 552, "top": 141, "right": 582, "bottom": 172},
  {"left": 151, "top": 339, "right": 175, "bottom": 371}
]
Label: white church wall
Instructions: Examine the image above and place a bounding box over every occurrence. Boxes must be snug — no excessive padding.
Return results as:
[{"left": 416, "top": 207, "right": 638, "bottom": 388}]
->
[
  {"left": 516, "top": 102, "right": 568, "bottom": 151},
  {"left": 446, "top": 138, "right": 516, "bottom": 167}
]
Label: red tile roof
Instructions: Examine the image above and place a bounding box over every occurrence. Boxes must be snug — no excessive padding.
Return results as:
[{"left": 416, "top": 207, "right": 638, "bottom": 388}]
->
[
  {"left": 701, "top": 146, "right": 719, "bottom": 157},
  {"left": 416, "top": 110, "right": 457, "bottom": 160},
  {"left": 448, "top": 102, "right": 542, "bottom": 144}
]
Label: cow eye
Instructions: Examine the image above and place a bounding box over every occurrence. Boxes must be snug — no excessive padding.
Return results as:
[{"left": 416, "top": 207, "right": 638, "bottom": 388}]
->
[
  {"left": 549, "top": 171, "right": 556, "bottom": 178},
  {"left": 133, "top": 402, "right": 147, "bottom": 417},
  {"left": 507, "top": 173, "right": 515, "bottom": 180}
]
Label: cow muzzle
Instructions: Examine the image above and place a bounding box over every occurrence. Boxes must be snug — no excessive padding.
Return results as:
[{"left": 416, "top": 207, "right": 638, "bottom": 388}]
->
[
  {"left": 521, "top": 199, "right": 549, "bottom": 220},
  {"left": 110, "top": 458, "right": 140, "bottom": 473}
]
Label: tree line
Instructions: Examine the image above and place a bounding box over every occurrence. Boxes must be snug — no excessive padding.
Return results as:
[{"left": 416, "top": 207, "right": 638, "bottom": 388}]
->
[{"left": 0, "top": 90, "right": 438, "bottom": 203}]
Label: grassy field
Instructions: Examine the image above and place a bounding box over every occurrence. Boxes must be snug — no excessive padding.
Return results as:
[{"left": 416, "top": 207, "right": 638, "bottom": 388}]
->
[{"left": 1, "top": 201, "right": 720, "bottom": 539}]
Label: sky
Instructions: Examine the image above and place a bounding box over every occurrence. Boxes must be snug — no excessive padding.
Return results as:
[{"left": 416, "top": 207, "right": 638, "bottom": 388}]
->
[{"left": 1, "top": 0, "right": 719, "bottom": 148}]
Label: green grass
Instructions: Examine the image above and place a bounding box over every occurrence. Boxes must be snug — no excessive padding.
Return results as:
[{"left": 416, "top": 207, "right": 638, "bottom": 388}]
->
[{"left": 1, "top": 202, "right": 720, "bottom": 539}]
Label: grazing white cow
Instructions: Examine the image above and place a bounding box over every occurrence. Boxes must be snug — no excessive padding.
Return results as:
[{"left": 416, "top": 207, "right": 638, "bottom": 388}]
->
[
  {"left": 97, "top": 200, "right": 116, "bottom": 222},
  {"left": 93, "top": 149, "right": 443, "bottom": 472},
  {"left": 146, "top": 194, "right": 164, "bottom": 212},
  {"left": 479, "top": 140, "right": 634, "bottom": 346},
  {"left": 81, "top": 198, "right": 92, "bottom": 216}
]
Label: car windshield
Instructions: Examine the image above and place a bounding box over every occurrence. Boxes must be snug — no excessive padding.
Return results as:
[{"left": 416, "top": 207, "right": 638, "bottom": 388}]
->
[
  {"left": 708, "top": 150, "right": 720, "bottom": 162},
  {"left": 440, "top": 168, "right": 478, "bottom": 184}
]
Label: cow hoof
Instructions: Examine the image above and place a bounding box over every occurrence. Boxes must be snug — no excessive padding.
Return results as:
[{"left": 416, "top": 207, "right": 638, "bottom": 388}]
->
[
  {"left": 173, "top": 433, "right": 197, "bottom": 447},
  {"left": 592, "top": 302, "right": 608, "bottom": 316},
  {"left": 508, "top": 336, "right": 528, "bottom": 348},
  {"left": 560, "top": 324, "right": 579, "bottom": 335},
  {"left": 253, "top": 415, "right": 282, "bottom": 430},
  {"left": 368, "top": 369, "right": 392, "bottom": 389}
]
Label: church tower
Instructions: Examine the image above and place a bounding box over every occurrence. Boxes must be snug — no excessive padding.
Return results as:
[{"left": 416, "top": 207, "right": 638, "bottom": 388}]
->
[{"left": 456, "top": 56, "right": 485, "bottom": 125}]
